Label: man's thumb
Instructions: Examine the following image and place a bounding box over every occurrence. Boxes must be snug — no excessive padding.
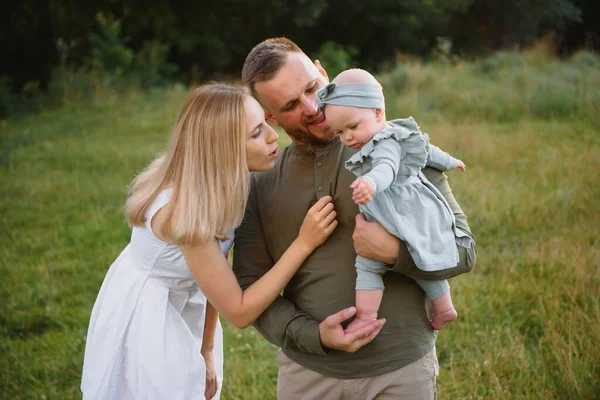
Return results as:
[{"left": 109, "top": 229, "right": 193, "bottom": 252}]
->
[
  {"left": 355, "top": 213, "right": 366, "bottom": 224},
  {"left": 326, "top": 306, "right": 356, "bottom": 326}
]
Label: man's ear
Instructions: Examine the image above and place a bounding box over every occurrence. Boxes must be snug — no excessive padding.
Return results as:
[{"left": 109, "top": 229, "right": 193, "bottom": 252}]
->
[
  {"left": 265, "top": 112, "right": 280, "bottom": 126},
  {"left": 375, "top": 108, "right": 385, "bottom": 123},
  {"left": 314, "top": 60, "right": 329, "bottom": 81}
]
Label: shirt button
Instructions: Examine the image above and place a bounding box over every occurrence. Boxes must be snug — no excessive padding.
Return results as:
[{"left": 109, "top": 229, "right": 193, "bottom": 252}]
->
[
  {"left": 316, "top": 161, "right": 322, "bottom": 167},
  {"left": 317, "top": 186, "right": 323, "bottom": 191}
]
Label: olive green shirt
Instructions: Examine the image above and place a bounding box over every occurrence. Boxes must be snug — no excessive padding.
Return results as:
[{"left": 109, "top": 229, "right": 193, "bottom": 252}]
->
[{"left": 233, "top": 137, "right": 476, "bottom": 379}]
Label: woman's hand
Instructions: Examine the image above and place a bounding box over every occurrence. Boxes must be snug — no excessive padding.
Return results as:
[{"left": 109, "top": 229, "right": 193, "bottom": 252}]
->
[
  {"left": 296, "top": 196, "right": 338, "bottom": 251},
  {"left": 202, "top": 349, "right": 218, "bottom": 399},
  {"left": 184, "top": 196, "right": 337, "bottom": 330}
]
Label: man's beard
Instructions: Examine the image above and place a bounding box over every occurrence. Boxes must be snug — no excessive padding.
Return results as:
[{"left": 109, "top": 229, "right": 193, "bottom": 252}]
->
[{"left": 283, "top": 123, "right": 336, "bottom": 147}]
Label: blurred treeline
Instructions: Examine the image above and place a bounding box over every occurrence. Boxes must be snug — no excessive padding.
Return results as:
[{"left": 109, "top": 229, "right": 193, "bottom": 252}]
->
[{"left": 2, "top": 0, "right": 598, "bottom": 117}]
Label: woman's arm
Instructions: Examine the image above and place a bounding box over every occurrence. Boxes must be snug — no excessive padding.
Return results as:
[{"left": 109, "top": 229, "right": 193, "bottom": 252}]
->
[
  {"left": 201, "top": 301, "right": 218, "bottom": 353},
  {"left": 201, "top": 251, "right": 227, "bottom": 354},
  {"left": 201, "top": 301, "right": 219, "bottom": 400},
  {"left": 182, "top": 196, "right": 337, "bottom": 329},
  {"left": 200, "top": 250, "right": 227, "bottom": 356}
]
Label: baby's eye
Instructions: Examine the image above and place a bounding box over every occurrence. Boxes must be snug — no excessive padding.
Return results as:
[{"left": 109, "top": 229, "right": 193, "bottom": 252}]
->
[{"left": 349, "top": 124, "right": 358, "bottom": 130}]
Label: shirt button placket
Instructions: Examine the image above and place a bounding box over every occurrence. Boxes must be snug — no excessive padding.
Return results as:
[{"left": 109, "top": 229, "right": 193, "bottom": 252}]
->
[{"left": 315, "top": 157, "right": 326, "bottom": 198}]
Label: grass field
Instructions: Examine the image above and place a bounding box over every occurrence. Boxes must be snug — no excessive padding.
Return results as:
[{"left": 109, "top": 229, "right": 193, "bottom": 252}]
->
[{"left": 1, "top": 49, "right": 599, "bottom": 399}]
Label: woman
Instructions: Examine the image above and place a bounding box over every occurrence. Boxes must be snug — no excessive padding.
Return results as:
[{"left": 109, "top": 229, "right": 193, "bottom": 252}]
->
[{"left": 81, "top": 83, "right": 338, "bottom": 399}]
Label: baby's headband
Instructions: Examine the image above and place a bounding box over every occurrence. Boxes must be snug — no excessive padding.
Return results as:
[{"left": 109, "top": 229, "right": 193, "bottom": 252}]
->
[{"left": 315, "top": 82, "right": 385, "bottom": 109}]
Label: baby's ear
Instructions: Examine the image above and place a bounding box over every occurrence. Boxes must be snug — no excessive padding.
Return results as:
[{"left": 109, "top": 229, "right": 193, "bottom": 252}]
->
[{"left": 375, "top": 108, "right": 385, "bottom": 122}]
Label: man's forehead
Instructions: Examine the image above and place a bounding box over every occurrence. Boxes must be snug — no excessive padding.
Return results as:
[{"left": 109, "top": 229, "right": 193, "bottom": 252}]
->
[{"left": 255, "top": 54, "right": 320, "bottom": 107}]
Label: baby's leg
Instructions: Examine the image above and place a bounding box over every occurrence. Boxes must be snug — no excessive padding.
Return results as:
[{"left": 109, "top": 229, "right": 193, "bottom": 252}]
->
[
  {"left": 347, "top": 255, "right": 386, "bottom": 333},
  {"left": 414, "top": 279, "right": 458, "bottom": 330}
]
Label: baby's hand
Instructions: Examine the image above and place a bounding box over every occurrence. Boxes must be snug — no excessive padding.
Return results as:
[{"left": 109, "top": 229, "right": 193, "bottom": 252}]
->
[
  {"left": 456, "top": 160, "right": 466, "bottom": 172},
  {"left": 350, "top": 178, "right": 374, "bottom": 205}
]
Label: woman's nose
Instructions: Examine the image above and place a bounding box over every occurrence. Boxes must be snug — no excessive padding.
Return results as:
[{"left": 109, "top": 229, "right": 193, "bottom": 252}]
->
[{"left": 267, "top": 126, "right": 279, "bottom": 143}]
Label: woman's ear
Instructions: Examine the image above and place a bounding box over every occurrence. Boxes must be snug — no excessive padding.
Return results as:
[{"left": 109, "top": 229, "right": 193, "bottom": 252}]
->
[{"left": 314, "top": 60, "right": 329, "bottom": 81}]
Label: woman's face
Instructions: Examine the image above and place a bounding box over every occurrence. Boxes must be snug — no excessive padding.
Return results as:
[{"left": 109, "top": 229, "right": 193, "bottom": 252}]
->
[{"left": 244, "top": 96, "right": 280, "bottom": 172}]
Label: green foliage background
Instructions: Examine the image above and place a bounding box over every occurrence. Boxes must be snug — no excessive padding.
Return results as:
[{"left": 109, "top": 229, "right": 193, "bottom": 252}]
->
[
  {"left": 3, "top": 0, "right": 599, "bottom": 98},
  {"left": 1, "top": 47, "right": 599, "bottom": 399}
]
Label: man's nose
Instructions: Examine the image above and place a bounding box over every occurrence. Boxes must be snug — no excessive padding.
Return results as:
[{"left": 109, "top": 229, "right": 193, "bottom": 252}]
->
[{"left": 300, "top": 95, "right": 318, "bottom": 115}]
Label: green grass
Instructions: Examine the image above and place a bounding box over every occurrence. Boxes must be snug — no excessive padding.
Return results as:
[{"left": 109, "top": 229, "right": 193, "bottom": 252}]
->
[{"left": 2, "top": 50, "right": 599, "bottom": 399}]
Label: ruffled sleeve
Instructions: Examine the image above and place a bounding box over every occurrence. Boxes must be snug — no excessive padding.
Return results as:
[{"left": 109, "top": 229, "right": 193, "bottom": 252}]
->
[{"left": 345, "top": 117, "right": 429, "bottom": 178}]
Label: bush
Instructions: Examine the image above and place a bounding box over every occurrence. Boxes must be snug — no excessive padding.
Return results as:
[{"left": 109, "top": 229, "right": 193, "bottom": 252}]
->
[
  {"left": 388, "top": 65, "right": 409, "bottom": 93},
  {"left": 86, "top": 15, "right": 134, "bottom": 86},
  {"left": 2, "top": 16, "right": 177, "bottom": 118},
  {"left": 47, "top": 67, "right": 101, "bottom": 106},
  {"left": 570, "top": 50, "right": 600, "bottom": 69},
  {"left": 0, "top": 77, "right": 47, "bottom": 118},
  {"left": 311, "top": 42, "right": 359, "bottom": 79},
  {"left": 477, "top": 52, "right": 524, "bottom": 76},
  {"left": 0, "top": 77, "right": 18, "bottom": 117},
  {"left": 132, "top": 41, "right": 178, "bottom": 88}
]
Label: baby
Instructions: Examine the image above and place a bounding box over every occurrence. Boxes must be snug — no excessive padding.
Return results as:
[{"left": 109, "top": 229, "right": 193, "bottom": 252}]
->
[{"left": 316, "top": 69, "right": 473, "bottom": 330}]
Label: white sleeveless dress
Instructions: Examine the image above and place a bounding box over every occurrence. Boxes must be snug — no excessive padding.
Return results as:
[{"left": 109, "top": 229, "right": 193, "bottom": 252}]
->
[{"left": 81, "top": 189, "right": 232, "bottom": 399}]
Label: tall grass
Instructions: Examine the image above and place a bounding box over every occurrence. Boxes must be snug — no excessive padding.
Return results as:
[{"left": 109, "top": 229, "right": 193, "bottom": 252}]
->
[
  {"left": 381, "top": 49, "right": 600, "bottom": 125},
  {"left": 1, "top": 49, "right": 599, "bottom": 399}
]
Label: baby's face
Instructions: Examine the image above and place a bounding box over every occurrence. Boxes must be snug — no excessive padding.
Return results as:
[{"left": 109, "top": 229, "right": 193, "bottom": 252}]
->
[{"left": 324, "top": 104, "right": 382, "bottom": 150}]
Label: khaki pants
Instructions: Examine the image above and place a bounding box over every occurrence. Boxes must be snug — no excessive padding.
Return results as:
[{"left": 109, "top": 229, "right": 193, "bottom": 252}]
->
[{"left": 277, "top": 348, "right": 439, "bottom": 400}]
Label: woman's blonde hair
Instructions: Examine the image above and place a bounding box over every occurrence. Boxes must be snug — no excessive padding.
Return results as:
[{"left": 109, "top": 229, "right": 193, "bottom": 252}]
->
[{"left": 125, "top": 83, "right": 250, "bottom": 244}]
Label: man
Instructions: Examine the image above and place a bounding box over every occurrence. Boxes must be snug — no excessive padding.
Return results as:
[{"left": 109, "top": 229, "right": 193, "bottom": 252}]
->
[{"left": 233, "top": 38, "right": 476, "bottom": 399}]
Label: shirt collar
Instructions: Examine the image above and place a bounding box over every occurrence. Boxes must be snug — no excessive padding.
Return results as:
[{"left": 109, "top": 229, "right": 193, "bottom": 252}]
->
[{"left": 290, "top": 136, "right": 342, "bottom": 156}]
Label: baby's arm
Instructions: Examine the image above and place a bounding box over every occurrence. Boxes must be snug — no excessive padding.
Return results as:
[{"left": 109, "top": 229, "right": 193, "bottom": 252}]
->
[
  {"left": 428, "top": 143, "right": 465, "bottom": 172},
  {"left": 353, "top": 139, "right": 403, "bottom": 205}
]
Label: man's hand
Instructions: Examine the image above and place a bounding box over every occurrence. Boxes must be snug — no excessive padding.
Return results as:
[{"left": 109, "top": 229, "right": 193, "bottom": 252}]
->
[
  {"left": 353, "top": 214, "right": 400, "bottom": 265},
  {"left": 319, "top": 307, "right": 386, "bottom": 353}
]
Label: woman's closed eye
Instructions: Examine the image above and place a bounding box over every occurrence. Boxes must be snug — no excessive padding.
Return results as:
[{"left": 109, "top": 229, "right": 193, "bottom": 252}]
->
[{"left": 252, "top": 127, "right": 263, "bottom": 138}]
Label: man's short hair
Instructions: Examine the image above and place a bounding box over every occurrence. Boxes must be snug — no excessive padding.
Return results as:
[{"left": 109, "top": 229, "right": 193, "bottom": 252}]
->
[{"left": 242, "top": 37, "right": 304, "bottom": 102}]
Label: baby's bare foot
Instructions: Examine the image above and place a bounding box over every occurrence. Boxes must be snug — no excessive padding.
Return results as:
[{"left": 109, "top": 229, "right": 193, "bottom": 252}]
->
[{"left": 431, "top": 307, "right": 458, "bottom": 330}]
